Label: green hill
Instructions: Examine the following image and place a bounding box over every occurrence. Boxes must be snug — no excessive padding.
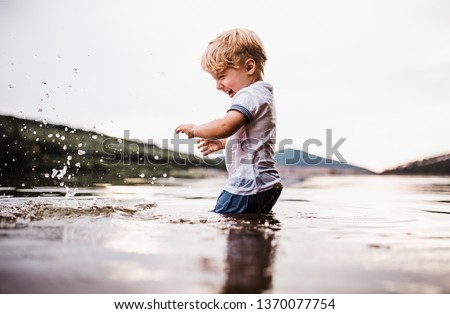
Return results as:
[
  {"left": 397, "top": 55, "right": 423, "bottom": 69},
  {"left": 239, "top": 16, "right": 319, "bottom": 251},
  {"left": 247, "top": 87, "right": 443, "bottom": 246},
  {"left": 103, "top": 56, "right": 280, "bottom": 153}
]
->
[
  {"left": 382, "top": 154, "right": 450, "bottom": 175},
  {"left": 0, "top": 114, "right": 225, "bottom": 187}
]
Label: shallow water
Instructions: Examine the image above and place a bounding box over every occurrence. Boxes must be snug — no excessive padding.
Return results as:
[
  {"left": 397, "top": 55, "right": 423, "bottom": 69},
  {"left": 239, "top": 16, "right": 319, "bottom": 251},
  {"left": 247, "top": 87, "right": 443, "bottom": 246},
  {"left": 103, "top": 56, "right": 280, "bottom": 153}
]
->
[{"left": 1, "top": 175, "right": 450, "bottom": 293}]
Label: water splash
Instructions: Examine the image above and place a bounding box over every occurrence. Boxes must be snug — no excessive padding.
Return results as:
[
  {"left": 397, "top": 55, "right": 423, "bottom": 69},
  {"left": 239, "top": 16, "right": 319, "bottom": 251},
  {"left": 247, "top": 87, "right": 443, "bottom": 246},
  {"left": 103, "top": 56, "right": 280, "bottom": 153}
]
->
[
  {"left": 0, "top": 198, "right": 158, "bottom": 224},
  {"left": 64, "top": 186, "right": 81, "bottom": 207},
  {"left": 51, "top": 165, "right": 67, "bottom": 180}
]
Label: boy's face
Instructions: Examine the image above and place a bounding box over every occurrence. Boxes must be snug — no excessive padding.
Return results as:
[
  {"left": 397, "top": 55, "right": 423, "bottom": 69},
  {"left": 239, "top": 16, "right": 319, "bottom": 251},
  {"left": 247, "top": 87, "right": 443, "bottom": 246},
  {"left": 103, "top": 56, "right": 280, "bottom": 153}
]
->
[{"left": 211, "top": 59, "right": 258, "bottom": 98}]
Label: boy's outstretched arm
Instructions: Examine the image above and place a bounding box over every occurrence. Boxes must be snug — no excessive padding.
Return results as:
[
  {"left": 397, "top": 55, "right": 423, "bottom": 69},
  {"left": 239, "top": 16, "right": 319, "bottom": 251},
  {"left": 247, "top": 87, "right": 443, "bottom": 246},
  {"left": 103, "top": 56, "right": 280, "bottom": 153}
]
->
[{"left": 175, "top": 110, "right": 246, "bottom": 139}]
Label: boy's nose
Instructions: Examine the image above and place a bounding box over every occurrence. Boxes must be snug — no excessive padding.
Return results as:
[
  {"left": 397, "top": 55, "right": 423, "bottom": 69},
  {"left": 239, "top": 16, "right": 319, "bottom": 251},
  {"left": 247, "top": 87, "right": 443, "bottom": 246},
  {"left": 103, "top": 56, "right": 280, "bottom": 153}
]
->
[{"left": 216, "top": 81, "right": 223, "bottom": 91}]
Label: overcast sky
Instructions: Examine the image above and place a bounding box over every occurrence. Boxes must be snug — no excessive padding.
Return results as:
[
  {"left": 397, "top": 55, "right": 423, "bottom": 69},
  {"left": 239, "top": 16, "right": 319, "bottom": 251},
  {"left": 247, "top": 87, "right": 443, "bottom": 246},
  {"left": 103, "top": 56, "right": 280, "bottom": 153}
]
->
[{"left": 1, "top": 0, "right": 449, "bottom": 172}]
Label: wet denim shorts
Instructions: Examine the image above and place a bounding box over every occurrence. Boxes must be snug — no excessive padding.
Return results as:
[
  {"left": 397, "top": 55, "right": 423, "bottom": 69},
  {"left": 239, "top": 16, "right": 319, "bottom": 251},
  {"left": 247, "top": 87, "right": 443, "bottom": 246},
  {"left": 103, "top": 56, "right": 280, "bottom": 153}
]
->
[{"left": 213, "top": 183, "right": 283, "bottom": 214}]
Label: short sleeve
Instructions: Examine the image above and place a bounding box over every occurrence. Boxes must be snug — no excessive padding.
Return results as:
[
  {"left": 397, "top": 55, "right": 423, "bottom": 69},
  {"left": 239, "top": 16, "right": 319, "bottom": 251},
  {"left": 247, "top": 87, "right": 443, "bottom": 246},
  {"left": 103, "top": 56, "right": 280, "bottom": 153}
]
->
[{"left": 227, "top": 90, "right": 258, "bottom": 123}]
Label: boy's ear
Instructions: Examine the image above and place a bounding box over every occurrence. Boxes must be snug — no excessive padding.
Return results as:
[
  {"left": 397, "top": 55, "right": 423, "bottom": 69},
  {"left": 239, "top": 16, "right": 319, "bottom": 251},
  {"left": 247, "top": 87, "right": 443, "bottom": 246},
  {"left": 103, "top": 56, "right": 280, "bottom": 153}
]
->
[{"left": 244, "top": 58, "right": 256, "bottom": 75}]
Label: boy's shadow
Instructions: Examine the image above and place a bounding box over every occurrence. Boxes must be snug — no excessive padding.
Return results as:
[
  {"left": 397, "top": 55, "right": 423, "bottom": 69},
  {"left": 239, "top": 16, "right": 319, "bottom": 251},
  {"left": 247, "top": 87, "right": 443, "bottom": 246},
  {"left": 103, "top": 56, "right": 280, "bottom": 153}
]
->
[{"left": 220, "top": 213, "right": 280, "bottom": 294}]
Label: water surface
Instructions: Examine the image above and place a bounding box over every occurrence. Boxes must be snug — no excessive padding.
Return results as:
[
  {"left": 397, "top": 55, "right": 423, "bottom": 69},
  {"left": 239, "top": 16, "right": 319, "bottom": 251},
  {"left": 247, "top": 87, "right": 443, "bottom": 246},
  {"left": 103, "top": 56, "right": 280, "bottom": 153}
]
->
[{"left": 1, "top": 175, "right": 450, "bottom": 293}]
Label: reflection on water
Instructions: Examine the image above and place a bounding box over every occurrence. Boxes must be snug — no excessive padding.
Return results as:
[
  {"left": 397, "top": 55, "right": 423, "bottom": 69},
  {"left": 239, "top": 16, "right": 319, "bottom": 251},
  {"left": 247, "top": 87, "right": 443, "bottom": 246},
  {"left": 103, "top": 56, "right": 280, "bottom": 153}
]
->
[
  {"left": 221, "top": 213, "right": 279, "bottom": 293},
  {"left": 1, "top": 175, "right": 450, "bottom": 293}
]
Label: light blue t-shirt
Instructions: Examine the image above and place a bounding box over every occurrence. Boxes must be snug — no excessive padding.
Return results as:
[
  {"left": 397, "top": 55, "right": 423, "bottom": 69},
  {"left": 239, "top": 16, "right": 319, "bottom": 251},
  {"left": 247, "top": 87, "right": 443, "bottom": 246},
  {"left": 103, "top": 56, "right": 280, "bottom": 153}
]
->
[{"left": 224, "top": 81, "right": 282, "bottom": 195}]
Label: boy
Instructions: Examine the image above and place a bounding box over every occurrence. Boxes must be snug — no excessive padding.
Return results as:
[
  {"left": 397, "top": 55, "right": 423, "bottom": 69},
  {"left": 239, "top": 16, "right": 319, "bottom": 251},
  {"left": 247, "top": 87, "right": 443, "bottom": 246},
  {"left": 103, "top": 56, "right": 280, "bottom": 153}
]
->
[{"left": 175, "top": 28, "right": 282, "bottom": 214}]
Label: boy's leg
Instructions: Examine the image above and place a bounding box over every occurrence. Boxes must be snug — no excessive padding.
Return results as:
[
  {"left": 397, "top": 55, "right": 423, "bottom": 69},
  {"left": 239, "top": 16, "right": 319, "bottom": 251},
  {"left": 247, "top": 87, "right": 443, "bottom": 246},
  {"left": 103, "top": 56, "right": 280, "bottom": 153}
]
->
[
  {"left": 213, "top": 190, "right": 249, "bottom": 214},
  {"left": 213, "top": 183, "right": 283, "bottom": 214},
  {"left": 249, "top": 183, "right": 282, "bottom": 213},
  {"left": 261, "top": 183, "right": 283, "bottom": 212}
]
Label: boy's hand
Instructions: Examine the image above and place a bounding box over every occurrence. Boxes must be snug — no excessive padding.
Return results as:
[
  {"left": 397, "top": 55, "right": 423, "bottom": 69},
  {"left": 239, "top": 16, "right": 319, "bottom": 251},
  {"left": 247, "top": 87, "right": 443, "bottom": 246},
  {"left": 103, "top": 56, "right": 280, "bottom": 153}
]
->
[
  {"left": 175, "top": 124, "right": 197, "bottom": 139},
  {"left": 197, "top": 138, "right": 225, "bottom": 156}
]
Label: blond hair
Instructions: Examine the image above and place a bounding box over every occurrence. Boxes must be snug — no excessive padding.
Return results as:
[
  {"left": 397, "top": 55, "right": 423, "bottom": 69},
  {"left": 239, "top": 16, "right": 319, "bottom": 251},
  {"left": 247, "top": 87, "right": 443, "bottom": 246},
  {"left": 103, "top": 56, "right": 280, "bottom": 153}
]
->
[{"left": 201, "top": 28, "right": 267, "bottom": 76}]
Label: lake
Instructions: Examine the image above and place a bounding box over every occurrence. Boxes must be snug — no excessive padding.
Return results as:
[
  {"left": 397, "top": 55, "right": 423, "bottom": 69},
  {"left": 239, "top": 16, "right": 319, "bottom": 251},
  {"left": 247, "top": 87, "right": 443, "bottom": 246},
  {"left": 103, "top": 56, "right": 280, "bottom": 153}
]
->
[{"left": 1, "top": 175, "right": 450, "bottom": 293}]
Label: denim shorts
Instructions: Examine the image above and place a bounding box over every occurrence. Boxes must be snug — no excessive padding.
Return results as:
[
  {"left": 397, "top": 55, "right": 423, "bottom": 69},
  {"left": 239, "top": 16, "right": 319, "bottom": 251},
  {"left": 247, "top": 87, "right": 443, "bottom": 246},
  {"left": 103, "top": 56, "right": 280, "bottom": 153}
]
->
[{"left": 213, "top": 183, "right": 283, "bottom": 214}]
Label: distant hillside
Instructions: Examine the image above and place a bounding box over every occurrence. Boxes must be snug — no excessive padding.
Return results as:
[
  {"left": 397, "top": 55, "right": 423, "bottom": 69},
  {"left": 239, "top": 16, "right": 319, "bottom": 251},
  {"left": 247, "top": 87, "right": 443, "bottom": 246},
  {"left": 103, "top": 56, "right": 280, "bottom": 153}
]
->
[
  {"left": 0, "top": 115, "right": 225, "bottom": 187},
  {"left": 382, "top": 154, "right": 450, "bottom": 175},
  {"left": 275, "top": 148, "right": 373, "bottom": 177}
]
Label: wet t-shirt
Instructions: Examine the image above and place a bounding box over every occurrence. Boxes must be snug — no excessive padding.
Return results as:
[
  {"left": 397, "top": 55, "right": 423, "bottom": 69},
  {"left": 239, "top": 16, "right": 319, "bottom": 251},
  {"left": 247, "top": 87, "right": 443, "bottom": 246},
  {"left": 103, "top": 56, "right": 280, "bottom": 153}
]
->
[{"left": 224, "top": 81, "right": 282, "bottom": 195}]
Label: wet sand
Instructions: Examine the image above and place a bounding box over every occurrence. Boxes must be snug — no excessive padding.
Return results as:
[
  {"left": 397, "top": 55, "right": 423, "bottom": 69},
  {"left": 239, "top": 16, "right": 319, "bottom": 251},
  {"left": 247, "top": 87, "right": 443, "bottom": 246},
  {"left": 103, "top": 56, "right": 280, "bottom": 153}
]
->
[{"left": 1, "top": 175, "right": 450, "bottom": 293}]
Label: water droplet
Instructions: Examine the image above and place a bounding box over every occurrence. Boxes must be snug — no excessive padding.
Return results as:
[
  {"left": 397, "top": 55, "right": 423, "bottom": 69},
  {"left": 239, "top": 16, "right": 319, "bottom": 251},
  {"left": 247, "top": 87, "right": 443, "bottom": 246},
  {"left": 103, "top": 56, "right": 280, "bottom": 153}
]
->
[
  {"left": 35, "top": 138, "right": 39, "bottom": 141},
  {"left": 155, "top": 155, "right": 160, "bottom": 160},
  {"left": 44, "top": 173, "right": 50, "bottom": 178},
  {"left": 139, "top": 173, "right": 145, "bottom": 178},
  {"left": 65, "top": 186, "right": 78, "bottom": 198},
  {"left": 163, "top": 173, "right": 167, "bottom": 178},
  {"left": 56, "top": 133, "right": 60, "bottom": 138},
  {"left": 48, "top": 134, "right": 53, "bottom": 138},
  {"left": 54, "top": 165, "right": 68, "bottom": 180},
  {"left": 77, "top": 143, "right": 83, "bottom": 147},
  {"left": 62, "top": 145, "right": 67, "bottom": 150},
  {"left": 42, "top": 81, "right": 47, "bottom": 85},
  {"left": 60, "top": 136, "right": 65, "bottom": 140},
  {"left": 8, "top": 84, "right": 13, "bottom": 89},
  {"left": 92, "top": 135, "right": 98, "bottom": 139},
  {"left": 75, "top": 162, "right": 81, "bottom": 168},
  {"left": 67, "top": 156, "right": 72, "bottom": 161},
  {"left": 77, "top": 150, "right": 86, "bottom": 156}
]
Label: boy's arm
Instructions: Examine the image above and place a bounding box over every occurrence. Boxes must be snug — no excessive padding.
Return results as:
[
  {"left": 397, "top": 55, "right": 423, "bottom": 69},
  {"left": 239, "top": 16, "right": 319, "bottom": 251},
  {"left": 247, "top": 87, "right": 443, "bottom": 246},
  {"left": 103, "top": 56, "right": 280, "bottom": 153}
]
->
[{"left": 175, "top": 110, "right": 246, "bottom": 139}]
